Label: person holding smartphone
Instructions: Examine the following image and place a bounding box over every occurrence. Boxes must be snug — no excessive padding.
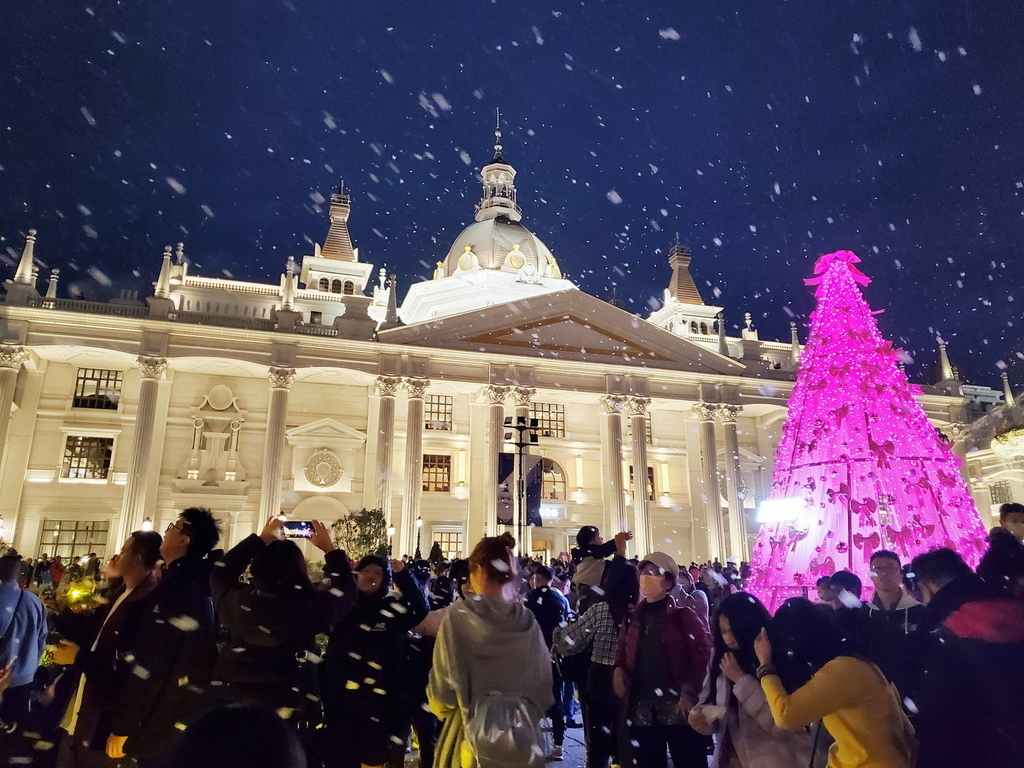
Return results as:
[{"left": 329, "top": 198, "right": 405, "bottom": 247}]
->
[{"left": 207, "top": 516, "right": 355, "bottom": 749}]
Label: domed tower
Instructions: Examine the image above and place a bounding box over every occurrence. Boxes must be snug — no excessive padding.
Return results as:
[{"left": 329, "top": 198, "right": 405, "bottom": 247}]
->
[{"left": 400, "top": 115, "right": 576, "bottom": 325}]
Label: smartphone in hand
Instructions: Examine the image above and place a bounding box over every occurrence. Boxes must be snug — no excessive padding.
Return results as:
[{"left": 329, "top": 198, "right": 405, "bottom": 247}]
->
[{"left": 283, "top": 520, "right": 315, "bottom": 539}]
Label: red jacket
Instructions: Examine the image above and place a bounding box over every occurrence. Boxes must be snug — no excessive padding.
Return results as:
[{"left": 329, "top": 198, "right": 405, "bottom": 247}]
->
[{"left": 614, "top": 596, "right": 711, "bottom": 703}]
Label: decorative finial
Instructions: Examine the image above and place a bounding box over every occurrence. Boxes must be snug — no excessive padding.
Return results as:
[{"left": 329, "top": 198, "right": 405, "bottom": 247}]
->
[
  {"left": 46, "top": 268, "right": 60, "bottom": 299},
  {"left": 493, "top": 107, "right": 504, "bottom": 162},
  {"left": 286, "top": 255, "right": 296, "bottom": 276},
  {"left": 14, "top": 228, "right": 38, "bottom": 286},
  {"left": 744, "top": 312, "right": 752, "bottom": 331},
  {"left": 175, "top": 242, "right": 184, "bottom": 264}
]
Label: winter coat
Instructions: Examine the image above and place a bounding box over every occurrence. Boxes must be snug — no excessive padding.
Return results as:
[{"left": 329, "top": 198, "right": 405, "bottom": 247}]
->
[
  {"left": 209, "top": 534, "right": 355, "bottom": 715},
  {"left": 428, "top": 596, "right": 554, "bottom": 768},
  {"left": 614, "top": 597, "right": 711, "bottom": 707},
  {"left": 857, "top": 590, "right": 924, "bottom": 694},
  {"left": 571, "top": 539, "right": 617, "bottom": 589},
  {"left": 694, "top": 669, "right": 812, "bottom": 768},
  {"left": 760, "top": 655, "right": 915, "bottom": 768},
  {"left": 909, "top": 574, "right": 1024, "bottom": 768},
  {"left": 524, "top": 585, "right": 569, "bottom": 648},
  {"left": 977, "top": 526, "right": 1024, "bottom": 594},
  {"left": 115, "top": 555, "right": 219, "bottom": 759},
  {"left": 0, "top": 581, "right": 48, "bottom": 688}
]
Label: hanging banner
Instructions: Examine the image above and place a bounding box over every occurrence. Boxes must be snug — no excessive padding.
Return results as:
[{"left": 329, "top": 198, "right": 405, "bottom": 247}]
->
[{"left": 497, "top": 453, "right": 543, "bottom": 527}]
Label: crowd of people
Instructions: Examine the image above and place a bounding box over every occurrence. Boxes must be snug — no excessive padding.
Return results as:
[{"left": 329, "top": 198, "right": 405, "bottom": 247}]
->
[{"left": 0, "top": 502, "right": 1022, "bottom": 768}]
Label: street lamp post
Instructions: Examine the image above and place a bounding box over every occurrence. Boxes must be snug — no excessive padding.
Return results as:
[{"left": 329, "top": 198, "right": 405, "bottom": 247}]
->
[
  {"left": 387, "top": 525, "right": 395, "bottom": 557},
  {"left": 504, "top": 416, "right": 539, "bottom": 553},
  {"left": 415, "top": 516, "right": 423, "bottom": 560}
]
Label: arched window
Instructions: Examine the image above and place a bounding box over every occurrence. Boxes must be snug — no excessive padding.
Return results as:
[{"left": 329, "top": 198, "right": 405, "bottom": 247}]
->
[
  {"left": 541, "top": 458, "right": 566, "bottom": 500},
  {"left": 343, "top": 281, "right": 355, "bottom": 295},
  {"left": 690, "top": 321, "right": 698, "bottom": 334},
  {"left": 318, "top": 277, "right": 329, "bottom": 292},
  {"left": 331, "top": 279, "right": 342, "bottom": 294},
  {"left": 700, "top": 322, "right": 708, "bottom": 334}
]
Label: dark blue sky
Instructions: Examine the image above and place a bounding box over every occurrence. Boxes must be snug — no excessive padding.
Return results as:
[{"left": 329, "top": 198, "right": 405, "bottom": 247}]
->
[{"left": 2, "top": 1, "right": 1023, "bottom": 386}]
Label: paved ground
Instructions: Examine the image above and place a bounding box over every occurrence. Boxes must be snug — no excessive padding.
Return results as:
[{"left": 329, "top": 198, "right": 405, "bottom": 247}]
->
[{"left": 403, "top": 720, "right": 588, "bottom": 767}]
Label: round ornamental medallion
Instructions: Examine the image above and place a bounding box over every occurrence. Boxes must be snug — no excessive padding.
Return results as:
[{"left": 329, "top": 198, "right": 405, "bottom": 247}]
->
[{"left": 304, "top": 451, "right": 342, "bottom": 488}]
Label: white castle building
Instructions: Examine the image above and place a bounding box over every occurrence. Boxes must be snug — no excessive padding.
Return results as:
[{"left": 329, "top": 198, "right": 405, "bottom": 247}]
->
[{"left": 0, "top": 131, "right": 1017, "bottom": 563}]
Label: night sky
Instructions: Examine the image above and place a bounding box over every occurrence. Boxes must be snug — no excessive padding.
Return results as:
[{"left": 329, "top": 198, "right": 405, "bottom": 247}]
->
[{"left": 3, "top": 1, "right": 1023, "bottom": 387}]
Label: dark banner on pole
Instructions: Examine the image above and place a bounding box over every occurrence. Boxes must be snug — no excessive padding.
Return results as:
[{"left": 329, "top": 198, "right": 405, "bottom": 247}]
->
[{"left": 497, "top": 453, "right": 542, "bottom": 527}]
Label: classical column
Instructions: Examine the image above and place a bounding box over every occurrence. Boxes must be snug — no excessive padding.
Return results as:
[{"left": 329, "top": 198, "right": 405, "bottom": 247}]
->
[
  {"left": 481, "top": 385, "right": 508, "bottom": 533},
  {"left": 371, "top": 376, "right": 401, "bottom": 522},
  {"left": 716, "top": 404, "right": 747, "bottom": 560},
  {"left": 119, "top": 356, "right": 168, "bottom": 539},
  {"left": 508, "top": 387, "right": 536, "bottom": 553},
  {"left": 399, "top": 377, "right": 430, "bottom": 558},
  {"left": 600, "top": 395, "right": 627, "bottom": 534},
  {"left": 259, "top": 366, "right": 296, "bottom": 522},
  {"left": 692, "top": 401, "right": 725, "bottom": 560},
  {"left": 626, "top": 396, "right": 652, "bottom": 557},
  {"left": 0, "top": 346, "right": 27, "bottom": 468}
]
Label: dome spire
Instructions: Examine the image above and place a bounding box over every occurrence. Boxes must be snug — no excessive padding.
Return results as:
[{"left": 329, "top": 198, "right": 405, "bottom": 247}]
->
[{"left": 475, "top": 112, "right": 522, "bottom": 223}]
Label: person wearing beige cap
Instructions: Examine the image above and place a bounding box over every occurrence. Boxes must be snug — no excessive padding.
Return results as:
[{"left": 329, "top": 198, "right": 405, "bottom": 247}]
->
[{"left": 613, "top": 551, "right": 712, "bottom": 767}]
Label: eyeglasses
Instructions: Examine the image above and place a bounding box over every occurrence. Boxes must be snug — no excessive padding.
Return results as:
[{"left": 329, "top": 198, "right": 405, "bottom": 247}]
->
[{"left": 166, "top": 521, "right": 185, "bottom": 533}]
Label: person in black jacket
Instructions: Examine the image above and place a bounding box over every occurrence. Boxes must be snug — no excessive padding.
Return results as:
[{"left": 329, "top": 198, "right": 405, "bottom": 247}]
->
[
  {"left": 977, "top": 502, "right": 1024, "bottom": 597},
  {"left": 105, "top": 507, "right": 222, "bottom": 766},
  {"left": 208, "top": 517, "right": 354, "bottom": 741},
  {"left": 322, "top": 553, "right": 429, "bottom": 768},
  {"left": 525, "top": 565, "right": 570, "bottom": 761}
]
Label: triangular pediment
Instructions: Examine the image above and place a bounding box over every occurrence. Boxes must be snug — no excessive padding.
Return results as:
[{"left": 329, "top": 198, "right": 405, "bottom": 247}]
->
[
  {"left": 379, "top": 290, "right": 743, "bottom": 374},
  {"left": 286, "top": 417, "right": 367, "bottom": 445}
]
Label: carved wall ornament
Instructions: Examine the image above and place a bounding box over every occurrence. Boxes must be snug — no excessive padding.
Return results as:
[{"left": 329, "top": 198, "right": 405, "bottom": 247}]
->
[
  {"left": 600, "top": 394, "right": 627, "bottom": 414},
  {"left": 136, "top": 355, "right": 168, "bottom": 380},
  {"left": 0, "top": 346, "right": 27, "bottom": 370},
  {"left": 508, "top": 386, "right": 536, "bottom": 407},
  {"left": 481, "top": 384, "right": 509, "bottom": 405},
  {"left": 373, "top": 375, "right": 402, "bottom": 398},
  {"left": 268, "top": 366, "right": 297, "bottom": 390},
  {"left": 304, "top": 449, "right": 344, "bottom": 488}
]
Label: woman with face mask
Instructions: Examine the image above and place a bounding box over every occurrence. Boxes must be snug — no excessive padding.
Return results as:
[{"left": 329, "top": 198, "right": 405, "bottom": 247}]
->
[
  {"left": 688, "top": 592, "right": 812, "bottom": 768},
  {"left": 612, "top": 552, "right": 712, "bottom": 768}
]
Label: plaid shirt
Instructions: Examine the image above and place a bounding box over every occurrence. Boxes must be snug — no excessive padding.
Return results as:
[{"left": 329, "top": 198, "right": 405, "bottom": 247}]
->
[{"left": 553, "top": 600, "right": 618, "bottom": 666}]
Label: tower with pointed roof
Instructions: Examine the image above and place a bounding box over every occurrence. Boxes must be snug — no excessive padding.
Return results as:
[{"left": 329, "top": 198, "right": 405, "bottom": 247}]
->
[
  {"left": 647, "top": 237, "right": 725, "bottom": 348},
  {"left": 299, "top": 180, "right": 373, "bottom": 297}
]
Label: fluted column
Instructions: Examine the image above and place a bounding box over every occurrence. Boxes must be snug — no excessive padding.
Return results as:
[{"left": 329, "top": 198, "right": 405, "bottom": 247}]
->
[
  {"left": 399, "top": 378, "right": 430, "bottom": 558},
  {"left": 119, "top": 356, "right": 168, "bottom": 539},
  {"left": 508, "top": 387, "right": 536, "bottom": 553},
  {"left": 716, "top": 404, "right": 747, "bottom": 560},
  {"left": 692, "top": 402, "right": 725, "bottom": 560},
  {"left": 626, "top": 396, "right": 652, "bottom": 557},
  {"left": 371, "top": 376, "right": 401, "bottom": 522},
  {"left": 481, "top": 385, "right": 508, "bottom": 532},
  {"left": 0, "top": 346, "right": 27, "bottom": 471},
  {"left": 600, "top": 395, "right": 628, "bottom": 534},
  {"left": 259, "top": 366, "right": 296, "bottom": 522}
]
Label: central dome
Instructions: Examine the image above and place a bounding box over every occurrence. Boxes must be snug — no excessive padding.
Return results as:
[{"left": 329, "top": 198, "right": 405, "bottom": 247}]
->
[{"left": 440, "top": 215, "right": 559, "bottom": 278}]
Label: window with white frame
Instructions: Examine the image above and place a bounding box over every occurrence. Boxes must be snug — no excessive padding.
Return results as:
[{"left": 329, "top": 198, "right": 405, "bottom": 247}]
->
[
  {"left": 73, "top": 369, "right": 123, "bottom": 410},
  {"left": 434, "top": 530, "right": 464, "bottom": 559},
  {"left": 530, "top": 403, "right": 566, "bottom": 438},
  {"left": 61, "top": 436, "right": 114, "bottom": 480},
  {"left": 422, "top": 454, "right": 452, "bottom": 492},
  {"left": 39, "top": 519, "right": 110, "bottom": 560},
  {"left": 541, "top": 458, "right": 567, "bottom": 500},
  {"left": 990, "top": 480, "right": 1015, "bottom": 506},
  {"left": 424, "top": 395, "right": 453, "bottom": 430}
]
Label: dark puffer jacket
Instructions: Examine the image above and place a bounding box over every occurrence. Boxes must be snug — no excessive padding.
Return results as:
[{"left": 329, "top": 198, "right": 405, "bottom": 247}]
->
[
  {"left": 910, "top": 574, "right": 1024, "bottom": 768},
  {"left": 209, "top": 534, "right": 355, "bottom": 717}
]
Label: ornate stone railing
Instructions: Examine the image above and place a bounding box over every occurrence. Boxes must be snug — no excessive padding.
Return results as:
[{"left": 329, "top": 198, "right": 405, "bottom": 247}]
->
[
  {"left": 25, "top": 295, "right": 148, "bottom": 317},
  {"left": 170, "top": 310, "right": 276, "bottom": 331}
]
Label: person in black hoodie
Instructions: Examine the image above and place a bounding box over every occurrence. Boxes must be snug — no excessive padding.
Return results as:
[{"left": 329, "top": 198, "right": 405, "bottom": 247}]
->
[
  {"left": 908, "top": 547, "right": 1024, "bottom": 768},
  {"left": 977, "top": 502, "right": 1024, "bottom": 597},
  {"left": 103, "top": 507, "right": 222, "bottom": 766},
  {"left": 208, "top": 517, "right": 354, "bottom": 745},
  {"left": 525, "top": 565, "right": 570, "bottom": 760},
  {"left": 322, "top": 552, "right": 428, "bottom": 768}
]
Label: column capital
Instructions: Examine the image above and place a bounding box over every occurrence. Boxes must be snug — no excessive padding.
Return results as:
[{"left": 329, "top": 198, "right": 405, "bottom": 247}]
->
[
  {"left": 938, "top": 422, "right": 969, "bottom": 442},
  {"left": 373, "top": 375, "right": 402, "bottom": 398},
  {"left": 600, "top": 394, "right": 627, "bottom": 414},
  {"left": 690, "top": 401, "right": 717, "bottom": 422},
  {"left": 0, "top": 345, "right": 27, "bottom": 370},
  {"left": 714, "top": 404, "right": 743, "bottom": 424},
  {"left": 136, "top": 355, "right": 168, "bottom": 380},
  {"left": 624, "top": 395, "right": 651, "bottom": 417},
  {"left": 480, "top": 384, "right": 509, "bottom": 405},
  {"left": 268, "top": 366, "right": 297, "bottom": 390},
  {"left": 508, "top": 386, "right": 536, "bottom": 407},
  {"left": 402, "top": 377, "right": 430, "bottom": 399}
]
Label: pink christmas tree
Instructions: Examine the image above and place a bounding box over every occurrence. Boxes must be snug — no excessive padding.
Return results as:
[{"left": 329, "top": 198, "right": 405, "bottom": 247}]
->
[{"left": 749, "top": 250, "right": 988, "bottom": 610}]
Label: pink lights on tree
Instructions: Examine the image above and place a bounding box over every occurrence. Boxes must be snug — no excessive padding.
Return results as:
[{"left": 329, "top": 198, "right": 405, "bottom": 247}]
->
[{"left": 749, "top": 250, "right": 988, "bottom": 610}]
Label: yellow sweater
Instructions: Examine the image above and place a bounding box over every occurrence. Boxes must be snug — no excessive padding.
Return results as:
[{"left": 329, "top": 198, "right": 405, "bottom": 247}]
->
[{"left": 760, "top": 655, "right": 913, "bottom": 768}]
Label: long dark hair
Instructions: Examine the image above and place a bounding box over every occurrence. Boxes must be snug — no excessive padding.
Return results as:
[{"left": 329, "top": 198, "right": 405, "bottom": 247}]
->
[
  {"left": 250, "top": 540, "right": 312, "bottom": 594},
  {"left": 599, "top": 555, "right": 639, "bottom": 627},
  {"left": 769, "top": 597, "right": 860, "bottom": 691},
  {"left": 707, "top": 592, "right": 772, "bottom": 698}
]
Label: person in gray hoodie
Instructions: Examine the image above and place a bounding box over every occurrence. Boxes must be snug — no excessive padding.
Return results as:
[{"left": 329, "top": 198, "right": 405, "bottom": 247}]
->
[{"left": 428, "top": 533, "right": 553, "bottom": 768}]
